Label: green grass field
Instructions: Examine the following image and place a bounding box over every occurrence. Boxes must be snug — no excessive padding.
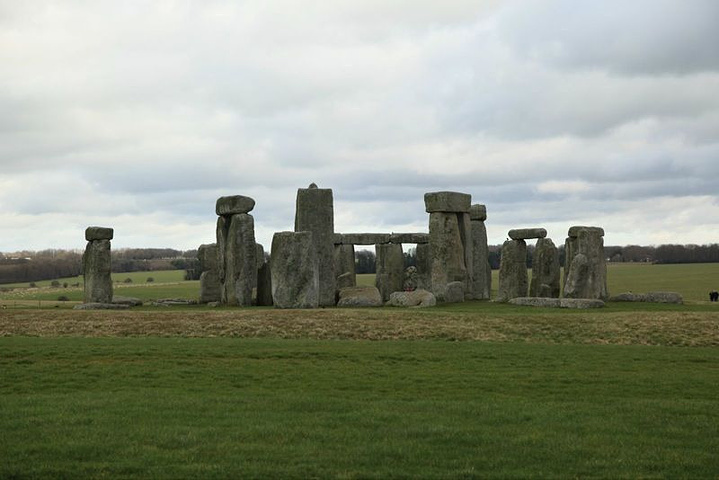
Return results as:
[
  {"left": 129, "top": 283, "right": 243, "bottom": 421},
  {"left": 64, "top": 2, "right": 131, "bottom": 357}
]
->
[{"left": 1, "top": 263, "right": 719, "bottom": 478}]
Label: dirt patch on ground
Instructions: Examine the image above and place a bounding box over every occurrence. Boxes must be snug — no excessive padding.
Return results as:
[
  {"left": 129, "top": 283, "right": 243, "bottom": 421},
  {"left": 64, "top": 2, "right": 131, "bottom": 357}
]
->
[{"left": 1, "top": 308, "right": 718, "bottom": 346}]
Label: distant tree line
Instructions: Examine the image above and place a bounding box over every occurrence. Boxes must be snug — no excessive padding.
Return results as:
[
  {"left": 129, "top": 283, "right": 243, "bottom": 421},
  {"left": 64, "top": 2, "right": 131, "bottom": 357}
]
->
[{"left": 0, "top": 248, "right": 198, "bottom": 284}]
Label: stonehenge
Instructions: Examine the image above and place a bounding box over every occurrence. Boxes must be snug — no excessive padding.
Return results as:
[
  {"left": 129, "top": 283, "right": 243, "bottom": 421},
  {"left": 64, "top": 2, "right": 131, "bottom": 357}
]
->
[
  {"left": 195, "top": 185, "right": 608, "bottom": 309},
  {"left": 82, "top": 226, "right": 114, "bottom": 304}
]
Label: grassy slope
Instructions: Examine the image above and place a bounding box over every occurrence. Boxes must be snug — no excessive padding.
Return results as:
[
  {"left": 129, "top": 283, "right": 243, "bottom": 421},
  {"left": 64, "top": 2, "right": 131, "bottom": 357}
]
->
[{"left": 1, "top": 337, "right": 717, "bottom": 479}]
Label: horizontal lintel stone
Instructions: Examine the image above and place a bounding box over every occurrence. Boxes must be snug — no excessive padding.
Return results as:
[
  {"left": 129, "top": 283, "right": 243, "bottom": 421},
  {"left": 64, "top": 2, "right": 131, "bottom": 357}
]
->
[
  {"left": 216, "top": 195, "right": 255, "bottom": 216},
  {"left": 508, "top": 228, "right": 547, "bottom": 240},
  {"left": 336, "top": 233, "right": 392, "bottom": 245},
  {"left": 389, "top": 233, "right": 430, "bottom": 244},
  {"left": 85, "top": 226, "right": 114, "bottom": 241},
  {"left": 567, "top": 226, "right": 605, "bottom": 238},
  {"left": 424, "top": 191, "right": 471, "bottom": 213}
]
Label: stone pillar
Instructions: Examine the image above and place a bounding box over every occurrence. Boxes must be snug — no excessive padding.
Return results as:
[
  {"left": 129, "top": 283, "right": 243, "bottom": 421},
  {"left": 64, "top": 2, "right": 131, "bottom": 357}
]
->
[
  {"left": 255, "top": 243, "right": 273, "bottom": 306},
  {"left": 496, "top": 239, "right": 528, "bottom": 302},
  {"left": 295, "top": 183, "right": 335, "bottom": 307},
  {"left": 415, "top": 243, "right": 431, "bottom": 290},
  {"left": 334, "top": 244, "right": 356, "bottom": 290},
  {"left": 216, "top": 195, "right": 257, "bottom": 307},
  {"left": 375, "top": 243, "right": 404, "bottom": 302},
  {"left": 529, "top": 238, "right": 560, "bottom": 298},
  {"left": 563, "top": 226, "right": 608, "bottom": 300},
  {"left": 425, "top": 191, "right": 473, "bottom": 302},
  {"left": 83, "top": 227, "right": 113, "bottom": 304},
  {"left": 469, "top": 204, "right": 491, "bottom": 300},
  {"left": 271, "top": 231, "right": 318, "bottom": 309},
  {"left": 198, "top": 243, "right": 221, "bottom": 304}
]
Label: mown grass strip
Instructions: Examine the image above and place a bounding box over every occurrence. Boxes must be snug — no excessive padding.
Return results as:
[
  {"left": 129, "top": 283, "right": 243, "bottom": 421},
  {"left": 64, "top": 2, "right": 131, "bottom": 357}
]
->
[{"left": 1, "top": 337, "right": 718, "bottom": 479}]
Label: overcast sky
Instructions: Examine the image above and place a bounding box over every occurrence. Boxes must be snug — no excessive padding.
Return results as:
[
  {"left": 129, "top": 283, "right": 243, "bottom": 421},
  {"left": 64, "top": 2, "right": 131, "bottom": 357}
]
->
[{"left": 2, "top": 0, "right": 719, "bottom": 252}]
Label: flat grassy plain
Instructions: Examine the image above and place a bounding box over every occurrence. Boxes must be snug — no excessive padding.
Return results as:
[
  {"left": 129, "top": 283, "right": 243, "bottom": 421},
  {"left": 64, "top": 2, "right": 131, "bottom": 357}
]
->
[{"left": 1, "top": 263, "right": 719, "bottom": 478}]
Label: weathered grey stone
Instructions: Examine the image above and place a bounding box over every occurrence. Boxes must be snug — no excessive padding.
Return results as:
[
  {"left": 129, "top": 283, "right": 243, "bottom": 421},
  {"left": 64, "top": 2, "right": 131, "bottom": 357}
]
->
[
  {"left": 568, "top": 226, "right": 605, "bottom": 238},
  {"left": 295, "top": 185, "right": 335, "bottom": 307},
  {"left": 375, "top": 243, "right": 405, "bottom": 302},
  {"left": 508, "top": 228, "right": 547, "bottom": 240},
  {"left": 198, "top": 243, "right": 221, "bottom": 304},
  {"left": 337, "top": 233, "right": 391, "bottom": 245},
  {"left": 256, "top": 261, "right": 273, "bottom": 306},
  {"left": 443, "top": 281, "right": 466, "bottom": 303},
  {"left": 403, "top": 266, "right": 419, "bottom": 291},
  {"left": 610, "top": 291, "right": 683, "bottom": 304},
  {"left": 74, "top": 303, "right": 129, "bottom": 310},
  {"left": 337, "top": 286, "right": 382, "bottom": 308},
  {"left": 496, "top": 239, "right": 528, "bottom": 302},
  {"left": 112, "top": 296, "right": 143, "bottom": 307},
  {"left": 559, "top": 298, "right": 605, "bottom": 309},
  {"left": 469, "top": 210, "right": 491, "bottom": 300},
  {"left": 509, "top": 297, "right": 605, "bottom": 309},
  {"left": 530, "top": 238, "right": 560, "bottom": 298},
  {"left": 563, "top": 226, "right": 608, "bottom": 300},
  {"left": 255, "top": 243, "right": 266, "bottom": 270},
  {"left": 469, "top": 204, "right": 487, "bottom": 221},
  {"left": 428, "top": 211, "right": 471, "bottom": 300},
  {"left": 215, "top": 195, "right": 255, "bottom": 216},
  {"left": 509, "top": 297, "right": 561, "bottom": 308},
  {"left": 389, "top": 233, "right": 430, "bottom": 244},
  {"left": 424, "top": 191, "right": 471, "bottom": 213},
  {"left": 197, "top": 244, "right": 219, "bottom": 272},
  {"left": 333, "top": 244, "right": 356, "bottom": 288},
  {"left": 199, "top": 271, "right": 222, "bottom": 304},
  {"left": 387, "top": 289, "right": 436, "bottom": 308},
  {"left": 270, "top": 231, "right": 318, "bottom": 309},
  {"left": 83, "top": 238, "right": 113, "bottom": 304},
  {"left": 415, "top": 243, "right": 431, "bottom": 291},
  {"left": 85, "top": 227, "right": 114, "bottom": 241},
  {"left": 336, "top": 272, "right": 355, "bottom": 290},
  {"left": 219, "top": 213, "right": 257, "bottom": 306}
]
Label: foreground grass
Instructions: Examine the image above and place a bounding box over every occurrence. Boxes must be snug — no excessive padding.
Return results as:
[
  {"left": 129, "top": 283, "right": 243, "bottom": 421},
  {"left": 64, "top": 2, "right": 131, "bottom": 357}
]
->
[{"left": 1, "top": 337, "right": 717, "bottom": 478}]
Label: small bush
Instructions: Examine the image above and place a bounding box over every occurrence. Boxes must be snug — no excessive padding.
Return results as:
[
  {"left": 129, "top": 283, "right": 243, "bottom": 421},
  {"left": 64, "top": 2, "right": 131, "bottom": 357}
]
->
[
  {"left": 57, "top": 295, "right": 70, "bottom": 302},
  {"left": 50, "top": 280, "right": 61, "bottom": 287},
  {"left": 146, "top": 277, "right": 155, "bottom": 283},
  {"left": 63, "top": 282, "right": 68, "bottom": 288},
  {"left": 123, "top": 278, "right": 133, "bottom": 283},
  {"left": 29, "top": 282, "right": 37, "bottom": 288}
]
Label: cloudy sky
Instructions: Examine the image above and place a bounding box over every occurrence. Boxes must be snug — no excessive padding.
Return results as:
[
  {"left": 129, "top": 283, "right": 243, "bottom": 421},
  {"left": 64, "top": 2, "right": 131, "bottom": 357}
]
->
[{"left": 2, "top": 0, "right": 718, "bottom": 252}]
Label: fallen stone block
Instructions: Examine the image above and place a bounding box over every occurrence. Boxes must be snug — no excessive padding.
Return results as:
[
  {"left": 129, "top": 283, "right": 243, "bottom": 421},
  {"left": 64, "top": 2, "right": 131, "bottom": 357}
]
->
[
  {"left": 112, "top": 296, "right": 143, "bottom": 307},
  {"left": 337, "top": 286, "right": 383, "bottom": 308},
  {"left": 74, "top": 303, "right": 129, "bottom": 310},
  {"left": 387, "top": 289, "right": 436, "bottom": 308},
  {"left": 508, "top": 297, "right": 605, "bottom": 309},
  {"left": 610, "top": 292, "right": 683, "bottom": 304}
]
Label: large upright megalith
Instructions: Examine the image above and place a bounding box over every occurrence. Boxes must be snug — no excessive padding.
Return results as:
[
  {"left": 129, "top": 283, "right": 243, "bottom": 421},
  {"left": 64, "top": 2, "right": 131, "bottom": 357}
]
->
[
  {"left": 198, "top": 243, "right": 221, "bottom": 303},
  {"left": 216, "top": 195, "right": 257, "bottom": 306},
  {"left": 334, "top": 244, "right": 356, "bottom": 290},
  {"left": 563, "top": 226, "right": 608, "bottom": 300},
  {"left": 425, "top": 191, "right": 473, "bottom": 302},
  {"left": 295, "top": 183, "right": 336, "bottom": 307},
  {"left": 469, "top": 204, "right": 491, "bottom": 300},
  {"left": 83, "top": 226, "right": 113, "bottom": 304},
  {"left": 529, "top": 237, "right": 560, "bottom": 298},
  {"left": 375, "top": 243, "right": 404, "bottom": 302},
  {"left": 271, "top": 231, "right": 318, "bottom": 309},
  {"left": 496, "top": 238, "right": 528, "bottom": 302}
]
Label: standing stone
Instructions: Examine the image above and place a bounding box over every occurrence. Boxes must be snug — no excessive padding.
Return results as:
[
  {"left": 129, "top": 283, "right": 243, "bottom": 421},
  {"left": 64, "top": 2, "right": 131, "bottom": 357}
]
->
[
  {"left": 469, "top": 204, "right": 491, "bottom": 300},
  {"left": 271, "top": 231, "right": 318, "bottom": 309},
  {"left": 219, "top": 213, "right": 257, "bottom": 306},
  {"left": 375, "top": 243, "right": 404, "bottom": 302},
  {"left": 333, "top": 244, "right": 356, "bottom": 290},
  {"left": 496, "top": 239, "right": 528, "bottom": 302},
  {"left": 256, "top": 261, "right": 273, "bottom": 306},
  {"left": 295, "top": 184, "right": 335, "bottom": 307},
  {"left": 83, "top": 227, "right": 113, "bottom": 304},
  {"left": 415, "top": 243, "right": 431, "bottom": 290},
  {"left": 198, "top": 243, "right": 221, "bottom": 304},
  {"left": 563, "top": 226, "right": 608, "bottom": 300},
  {"left": 529, "top": 238, "right": 560, "bottom": 298}
]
